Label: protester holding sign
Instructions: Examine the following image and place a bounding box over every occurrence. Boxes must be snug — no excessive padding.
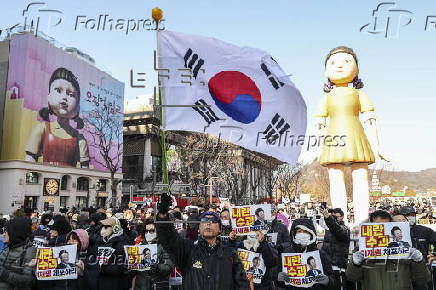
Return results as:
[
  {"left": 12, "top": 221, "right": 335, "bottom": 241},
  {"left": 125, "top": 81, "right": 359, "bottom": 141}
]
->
[
  {"left": 133, "top": 219, "right": 173, "bottom": 290},
  {"left": 231, "top": 205, "right": 272, "bottom": 235},
  {"left": 87, "top": 217, "right": 130, "bottom": 290},
  {"left": 46, "top": 229, "right": 89, "bottom": 290},
  {"left": 156, "top": 194, "right": 250, "bottom": 290},
  {"left": 321, "top": 208, "right": 351, "bottom": 290},
  {"left": 346, "top": 210, "right": 431, "bottom": 290},
  {"left": 276, "top": 218, "right": 337, "bottom": 289},
  {"left": 0, "top": 216, "right": 37, "bottom": 290},
  {"left": 231, "top": 230, "right": 279, "bottom": 290}
]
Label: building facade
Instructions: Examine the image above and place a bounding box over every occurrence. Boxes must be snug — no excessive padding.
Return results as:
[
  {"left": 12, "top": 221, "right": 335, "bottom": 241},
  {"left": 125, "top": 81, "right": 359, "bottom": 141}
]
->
[
  {"left": 0, "top": 160, "right": 122, "bottom": 213},
  {"left": 0, "top": 31, "right": 124, "bottom": 213}
]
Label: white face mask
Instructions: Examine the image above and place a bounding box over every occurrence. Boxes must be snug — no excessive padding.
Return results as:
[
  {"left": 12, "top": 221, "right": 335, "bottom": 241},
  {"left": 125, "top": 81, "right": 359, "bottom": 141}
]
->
[
  {"left": 221, "top": 220, "right": 230, "bottom": 226},
  {"left": 100, "top": 227, "right": 113, "bottom": 238},
  {"left": 294, "top": 232, "right": 312, "bottom": 247},
  {"left": 145, "top": 232, "right": 157, "bottom": 242},
  {"left": 407, "top": 216, "right": 416, "bottom": 226}
]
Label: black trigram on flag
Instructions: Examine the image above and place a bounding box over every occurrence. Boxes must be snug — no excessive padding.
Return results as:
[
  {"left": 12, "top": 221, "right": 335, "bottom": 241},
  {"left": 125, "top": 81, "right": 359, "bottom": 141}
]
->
[
  {"left": 193, "top": 99, "right": 221, "bottom": 126},
  {"left": 261, "top": 62, "right": 284, "bottom": 90},
  {"left": 184, "top": 48, "right": 205, "bottom": 79},
  {"left": 262, "top": 113, "right": 290, "bottom": 144}
]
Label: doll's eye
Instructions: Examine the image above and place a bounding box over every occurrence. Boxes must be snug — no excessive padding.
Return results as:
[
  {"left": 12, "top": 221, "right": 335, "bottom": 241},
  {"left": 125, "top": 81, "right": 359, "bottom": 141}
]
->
[
  {"left": 345, "top": 59, "right": 350, "bottom": 63},
  {"left": 55, "top": 87, "right": 61, "bottom": 93}
]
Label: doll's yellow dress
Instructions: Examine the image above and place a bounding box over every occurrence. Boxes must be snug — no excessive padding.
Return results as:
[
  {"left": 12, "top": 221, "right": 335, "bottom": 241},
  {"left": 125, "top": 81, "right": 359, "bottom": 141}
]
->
[{"left": 316, "top": 87, "right": 375, "bottom": 166}]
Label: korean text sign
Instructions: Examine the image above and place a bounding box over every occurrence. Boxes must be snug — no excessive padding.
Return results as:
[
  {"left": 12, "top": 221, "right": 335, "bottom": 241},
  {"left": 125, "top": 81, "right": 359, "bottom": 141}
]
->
[
  {"left": 281, "top": 251, "right": 324, "bottom": 288},
  {"left": 358, "top": 222, "right": 411, "bottom": 259}
]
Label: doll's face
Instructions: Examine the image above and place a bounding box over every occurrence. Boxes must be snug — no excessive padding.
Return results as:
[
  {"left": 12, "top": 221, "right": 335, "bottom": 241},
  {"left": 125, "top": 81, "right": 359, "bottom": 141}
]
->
[
  {"left": 48, "top": 79, "right": 79, "bottom": 119},
  {"left": 325, "top": 52, "right": 358, "bottom": 85}
]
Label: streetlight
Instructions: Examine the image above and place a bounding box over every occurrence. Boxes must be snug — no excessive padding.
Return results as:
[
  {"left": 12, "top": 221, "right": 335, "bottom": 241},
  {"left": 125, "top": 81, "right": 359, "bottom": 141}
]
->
[{"left": 204, "top": 177, "right": 221, "bottom": 205}]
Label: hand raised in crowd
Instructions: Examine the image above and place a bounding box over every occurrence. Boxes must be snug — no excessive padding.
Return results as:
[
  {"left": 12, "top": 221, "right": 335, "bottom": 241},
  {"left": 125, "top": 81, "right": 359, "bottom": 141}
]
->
[
  {"left": 255, "top": 230, "right": 265, "bottom": 243},
  {"left": 229, "top": 230, "right": 237, "bottom": 241},
  {"left": 314, "top": 274, "right": 329, "bottom": 286},
  {"left": 321, "top": 209, "right": 330, "bottom": 218},
  {"left": 76, "top": 260, "right": 85, "bottom": 272},
  {"left": 409, "top": 248, "right": 424, "bottom": 263},
  {"left": 427, "top": 253, "right": 436, "bottom": 265},
  {"left": 277, "top": 272, "right": 291, "bottom": 283},
  {"left": 352, "top": 251, "right": 365, "bottom": 266},
  {"left": 27, "top": 259, "right": 37, "bottom": 267},
  {"left": 157, "top": 193, "right": 173, "bottom": 216}
]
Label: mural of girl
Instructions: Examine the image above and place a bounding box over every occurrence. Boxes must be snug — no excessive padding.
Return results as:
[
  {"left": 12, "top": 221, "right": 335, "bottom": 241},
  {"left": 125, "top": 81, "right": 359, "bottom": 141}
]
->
[
  {"left": 316, "top": 46, "right": 387, "bottom": 224},
  {"left": 24, "top": 67, "right": 90, "bottom": 168}
]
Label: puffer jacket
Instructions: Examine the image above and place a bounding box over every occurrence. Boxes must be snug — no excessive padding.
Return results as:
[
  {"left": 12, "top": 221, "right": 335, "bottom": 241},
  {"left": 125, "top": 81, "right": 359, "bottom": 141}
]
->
[
  {"left": 156, "top": 214, "right": 250, "bottom": 290},
  {"left": 321, "top": 215, "right": 350, "bottom": 269},
  {"left": 134, "top": 238, "right": 174, "bottom": 290},
  {"left": 86, "top": 232, "right": 130, "bottom": 290},
  {"left": 277, "top": 218, "right": 338, "bottom": 290},
  {"left": 0, "top": 243, "right": 36, "bottom": 290},
  {"left": 346, "top": 255, "right": 430, "bottom": 290}
]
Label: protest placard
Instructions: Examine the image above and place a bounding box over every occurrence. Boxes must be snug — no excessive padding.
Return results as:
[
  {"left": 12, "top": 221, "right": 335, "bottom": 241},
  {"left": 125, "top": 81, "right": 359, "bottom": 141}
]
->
[
  {"left": 230, "top": 204, "right": 272, "bottom": 235},
  {"left": 359, "top": 222, "right": 411, "bottom": 259},
  {"left": 97, "top": 247, "right": 116, "bottom": 266},
  {"left": 237, "top": 249, "right": 266, "bottom": 284},
  {"left": 124, "top": 244, "right": 158, "bottom": 271},
  {"left": 281, "top": 251, "right": 324, "bottom": 288},
  {"left": 36, "top": 245, "right": 77, "bottom": 280}
]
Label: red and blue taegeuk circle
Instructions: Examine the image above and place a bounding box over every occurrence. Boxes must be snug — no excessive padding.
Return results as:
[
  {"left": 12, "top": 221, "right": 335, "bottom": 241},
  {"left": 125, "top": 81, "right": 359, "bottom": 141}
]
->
[{"left": 208, "top": 71, "right": 261, "bottom": 124}]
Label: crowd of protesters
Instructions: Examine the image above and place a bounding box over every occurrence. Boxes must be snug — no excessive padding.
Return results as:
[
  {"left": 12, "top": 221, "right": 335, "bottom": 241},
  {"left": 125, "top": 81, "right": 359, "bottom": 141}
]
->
[{"left": 0, "top": 197, "right": 435, "bottom": 290}]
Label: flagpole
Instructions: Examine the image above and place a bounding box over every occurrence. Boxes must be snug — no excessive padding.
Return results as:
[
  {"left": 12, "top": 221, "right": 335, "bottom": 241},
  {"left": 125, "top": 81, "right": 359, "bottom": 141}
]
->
[{"left": 152, "top": 7, "right": 169, "bottom": 186}]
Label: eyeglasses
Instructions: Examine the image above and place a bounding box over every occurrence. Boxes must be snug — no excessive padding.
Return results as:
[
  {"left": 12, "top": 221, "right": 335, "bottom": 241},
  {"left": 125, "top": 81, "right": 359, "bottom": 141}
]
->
[
  {"left": 144, "top": 229, "right": 155, "bottom": 233},
  {"left": 200, "top": 217, "right": 220, "bottom": 224}
]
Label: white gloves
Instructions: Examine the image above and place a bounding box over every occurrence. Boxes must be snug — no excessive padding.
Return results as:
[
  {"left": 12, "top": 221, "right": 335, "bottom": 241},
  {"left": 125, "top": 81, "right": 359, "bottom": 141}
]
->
[
  {"left": 409, "top": 248, "right": 423, "bottom": 262},
  {"left": 352, "top": 251, "right": 365, "bottom": 266},
  {"left": 277, "top": 272, "right": 290, "bottom": 283},
  {"left": 314, "top": 274, "right": 329, "bottom": 286}
]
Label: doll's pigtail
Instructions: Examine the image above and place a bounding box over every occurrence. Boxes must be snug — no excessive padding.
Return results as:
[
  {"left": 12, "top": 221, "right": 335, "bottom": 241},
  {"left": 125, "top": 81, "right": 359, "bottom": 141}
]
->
[
  {"left": 352, "top": 77, "right": 364, "bottom": 89},
  {"left": 323, "top": 79, "right": 335, "bottom": 93},
  {"left": 73, "top": 115, "right": 84, "bottom": 129},
  {"left": 39, "top": 107, "right": 52, "bottom": 121}
]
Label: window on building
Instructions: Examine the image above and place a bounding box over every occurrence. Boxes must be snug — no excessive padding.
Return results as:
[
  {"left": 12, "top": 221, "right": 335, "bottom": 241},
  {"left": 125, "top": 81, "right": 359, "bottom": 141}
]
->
[
  {"left": 61, "top": 175, "right": 69, "bottom": 190},
  {"left": 60, "top": 196, "right": 68, "bottom": 208},
  {"left": 75, "top": 196, "right": 87, "bottom": 209},
  {"left": 25, "top": 172, "right": 39, "bottom": 184},
  {"left": 77, "top": 177, "right": 89, "bottom": 191},
  {"left": 95, "top": 179, "right": 107, "bottom": 192}
]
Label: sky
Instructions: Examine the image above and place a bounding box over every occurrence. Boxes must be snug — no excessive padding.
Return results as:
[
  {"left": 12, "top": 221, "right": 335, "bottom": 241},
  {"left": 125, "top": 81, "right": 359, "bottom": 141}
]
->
[{"left": 1, "top": 0, "right": 436, "bottom": 172}]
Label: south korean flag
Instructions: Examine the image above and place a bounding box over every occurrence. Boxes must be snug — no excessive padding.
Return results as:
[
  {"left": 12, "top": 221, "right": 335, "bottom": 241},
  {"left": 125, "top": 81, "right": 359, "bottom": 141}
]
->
[{"left": 157, "top": 30, "right": 307, "bottom": 164}]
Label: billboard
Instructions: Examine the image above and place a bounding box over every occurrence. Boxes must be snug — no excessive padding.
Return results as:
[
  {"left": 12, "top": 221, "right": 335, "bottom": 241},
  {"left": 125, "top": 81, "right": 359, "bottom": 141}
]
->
[{"left": 1, "top": 34, "right": 124, "bottom": 172}]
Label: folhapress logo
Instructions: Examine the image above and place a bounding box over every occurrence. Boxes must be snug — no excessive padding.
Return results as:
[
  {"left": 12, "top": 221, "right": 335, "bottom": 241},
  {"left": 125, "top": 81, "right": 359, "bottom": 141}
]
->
[
  {"left": 360, "top": 2, "right": 414, "bottom": 38},
  {"left": 75, "top": 15, "right": 165, "bottom": 35}
]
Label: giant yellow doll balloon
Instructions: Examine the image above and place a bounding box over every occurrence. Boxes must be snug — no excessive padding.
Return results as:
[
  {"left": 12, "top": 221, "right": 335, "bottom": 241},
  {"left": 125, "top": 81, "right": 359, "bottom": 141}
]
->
[{"left": 316, "top": 46, "right": 386, "bottom": 224}]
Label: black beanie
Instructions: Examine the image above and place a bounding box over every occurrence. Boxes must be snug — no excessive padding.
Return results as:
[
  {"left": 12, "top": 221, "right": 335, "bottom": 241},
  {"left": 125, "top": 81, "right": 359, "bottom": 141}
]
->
[
  {"left": 5, "top": 216, "right": 32, "bottom": 247},
  {"left": 50, "top": 216, "right": 72, "bottom": 235}
]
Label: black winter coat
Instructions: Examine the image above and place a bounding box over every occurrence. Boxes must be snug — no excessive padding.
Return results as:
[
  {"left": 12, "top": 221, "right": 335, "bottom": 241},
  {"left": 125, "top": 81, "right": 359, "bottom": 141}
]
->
[
  {"left": 278, "top": 218, "right": 338, "bottom": 290},
  {"left": 321, "top": 216, "right": 350, "bottom": 269},
  {"left": 86, "top": 233, "right": 131, "bottom": 290},
  {"left": 410, "top": 224, "right": 436, "bottom": 258},
  {"left": 156, "top": 215, "right": 250, "bottom": 290}
]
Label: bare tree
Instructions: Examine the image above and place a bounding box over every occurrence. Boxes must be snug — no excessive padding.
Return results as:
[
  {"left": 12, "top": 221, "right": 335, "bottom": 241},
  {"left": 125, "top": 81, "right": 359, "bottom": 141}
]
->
[
  {"left": 83, "top": 100, "right": 123, "bottom": 206},
  {"left": 275, "top": 163, "right": 304, "bottom": 201}
]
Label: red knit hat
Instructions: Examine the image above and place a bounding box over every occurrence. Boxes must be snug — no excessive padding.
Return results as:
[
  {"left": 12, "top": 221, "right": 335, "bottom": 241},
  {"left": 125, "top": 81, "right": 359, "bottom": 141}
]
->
[{"left": 67, "top": 229, "right": 89, "bottom": 250}]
